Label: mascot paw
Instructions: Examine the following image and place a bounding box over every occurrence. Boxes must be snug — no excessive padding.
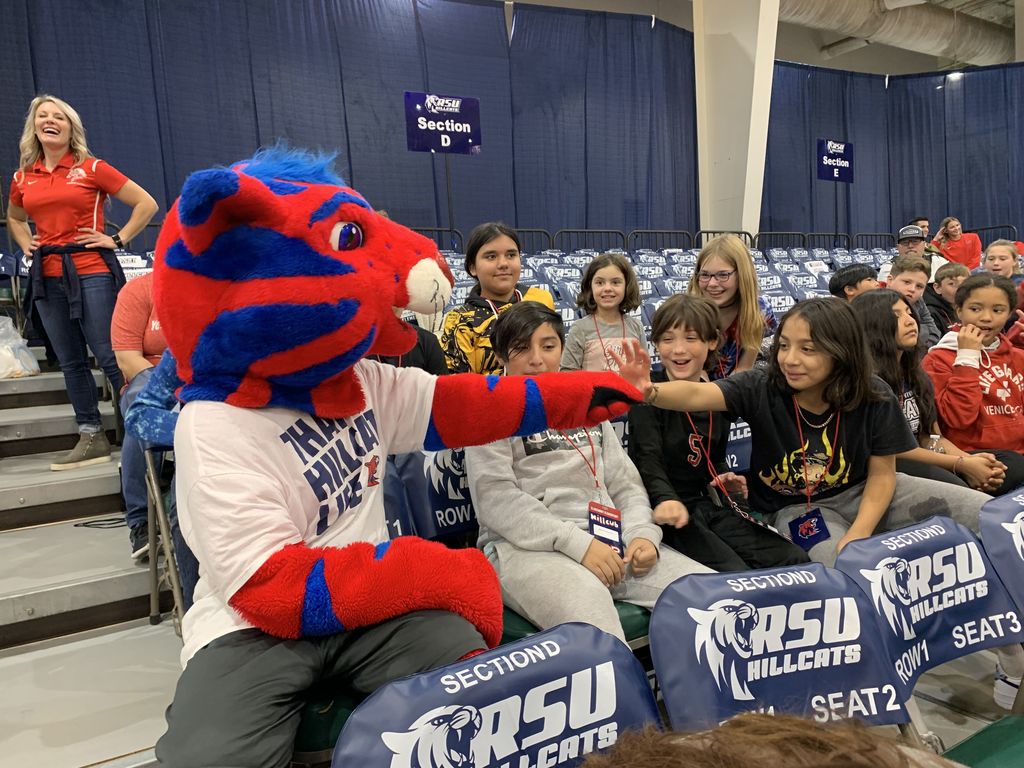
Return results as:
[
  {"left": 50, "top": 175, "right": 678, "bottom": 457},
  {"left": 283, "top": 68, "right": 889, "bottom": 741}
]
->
[{"left": 585, "top": 383, "right": 642, "bottom": 423}]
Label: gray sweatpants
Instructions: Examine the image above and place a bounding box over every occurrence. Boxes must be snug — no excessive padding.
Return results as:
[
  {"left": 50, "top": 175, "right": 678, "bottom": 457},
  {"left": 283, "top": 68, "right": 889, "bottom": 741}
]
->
[
  {"left": 773, "top": 472, "right": 988, "bottom": 566},
  {"left": 488, "top": 540, "right": 713, "bottom": 643}
]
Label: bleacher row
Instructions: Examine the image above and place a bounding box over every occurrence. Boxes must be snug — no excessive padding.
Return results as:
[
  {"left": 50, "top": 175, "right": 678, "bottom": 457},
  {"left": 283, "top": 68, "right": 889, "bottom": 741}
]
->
[
  {"left": 439, "top": 244, "right": 898, "bottom": 347},
  {"left": 302, "top": 495, "right": 1024, "bottom": 767}
]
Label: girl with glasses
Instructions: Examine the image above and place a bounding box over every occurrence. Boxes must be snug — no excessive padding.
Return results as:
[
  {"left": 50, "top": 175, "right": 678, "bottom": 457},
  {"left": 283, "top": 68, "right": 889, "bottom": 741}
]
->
[{"left": 687, "top": 235, "right": 776, "bottom": 379}]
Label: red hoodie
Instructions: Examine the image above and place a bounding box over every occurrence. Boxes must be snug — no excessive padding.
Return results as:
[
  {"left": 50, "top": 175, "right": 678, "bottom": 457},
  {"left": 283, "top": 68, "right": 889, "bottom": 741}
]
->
[{"left": 923, "top": 331, "right": 1024, "bottom": 452}]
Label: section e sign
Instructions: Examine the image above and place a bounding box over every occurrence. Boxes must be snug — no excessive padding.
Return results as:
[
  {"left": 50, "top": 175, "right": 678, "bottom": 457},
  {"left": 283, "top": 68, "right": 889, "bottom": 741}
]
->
[
  {"left": 405, "top": 91, "right": 482, "bottom": 155},
  {"left": 817, "top": 138, "right": 853, "bottom": 183}
]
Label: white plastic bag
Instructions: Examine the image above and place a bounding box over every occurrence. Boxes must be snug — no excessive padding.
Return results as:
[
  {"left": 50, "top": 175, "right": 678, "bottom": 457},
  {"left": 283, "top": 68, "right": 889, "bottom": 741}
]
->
[{"left": 0, "top": 316, "right": 40, "bottom": 378}]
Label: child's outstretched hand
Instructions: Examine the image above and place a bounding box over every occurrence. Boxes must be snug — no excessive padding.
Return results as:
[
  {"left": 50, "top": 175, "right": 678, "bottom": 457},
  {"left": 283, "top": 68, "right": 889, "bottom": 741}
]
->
[
  {"left": 609, "top": 340, "right": 652, "bottom": 400},
  {"left": 957, "top": 323, "right": 985, "bottom": 351}
]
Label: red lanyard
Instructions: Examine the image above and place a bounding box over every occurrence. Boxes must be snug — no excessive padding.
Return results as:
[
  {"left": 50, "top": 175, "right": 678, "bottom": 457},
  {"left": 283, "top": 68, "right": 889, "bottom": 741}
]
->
[
  {"left": 559, "top": 429, "right": 600, "bottom": 489},
  {"left": 485, "top": 289, "right": 523, "bottom": 319},
  {"left": 791, "top": 397, "right": 843, "bottom": 510},
  {"left": 592, "top": 314, "right": 626, "bottom": 370},
  {"left": 684, "top": 410, "right": 739, "bottom": 503}
]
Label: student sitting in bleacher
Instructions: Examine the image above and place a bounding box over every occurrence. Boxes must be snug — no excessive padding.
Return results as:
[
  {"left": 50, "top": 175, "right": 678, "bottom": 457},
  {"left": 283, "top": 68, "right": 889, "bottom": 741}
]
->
[
  {"left": 933, "top": 216, "right": 982, "bottom": 270},
  {"left": 560, "top": 252, "right": 645, "bottom": 372},
  {"left": 627, "top": 294, "right": 809, "bottom": 571},
  {"left": 615, "top": 297, "right": 990, "bottom": 568},
  {"left": 465, "top": 302, "right": 710, "bottom": 644},
  {"left": 827, "top": 263, "right": 878, "bottom": 301},
  {"left": 923, "top": 274, "right": 1024, "bottom": 495},
  {"left": 923, "top": 261, "right": 968, "bottom": 335},
  {"left": 440, "top": 222, "right": 553, "bottom": 374},
  {"left": 885, "top": 252, "right": 942, "bottom": 347},
  {"left": 980, "top": 239, "right": 1023, "bottom": 286},
  {"left": 852, "top": 289, "right": 1013, "bottom": 493},
  {"left": 686, "top": 235, "right": 776, "bottom": 378}
]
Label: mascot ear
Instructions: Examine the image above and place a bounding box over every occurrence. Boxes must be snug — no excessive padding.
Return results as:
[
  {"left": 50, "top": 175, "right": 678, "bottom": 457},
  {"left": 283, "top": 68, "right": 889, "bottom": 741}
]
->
[{"left": 178, "top": 168, "right": 242, "bottom": 227}]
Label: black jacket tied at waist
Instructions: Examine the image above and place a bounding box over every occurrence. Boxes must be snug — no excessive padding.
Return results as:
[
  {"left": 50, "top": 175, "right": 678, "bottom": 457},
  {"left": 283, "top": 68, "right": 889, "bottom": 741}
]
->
[{"left": 30, "top": 244, "right": 126, "bottom": 320}]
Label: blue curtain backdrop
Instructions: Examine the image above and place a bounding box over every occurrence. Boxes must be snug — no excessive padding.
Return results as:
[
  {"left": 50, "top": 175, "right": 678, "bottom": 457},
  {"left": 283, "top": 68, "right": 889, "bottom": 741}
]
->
[
  {"left": 5, "top": 0, "right": 1024, "bottom": 245},
  {"left": 888, "top": 64, "right": 1024, "bottom": 235},
  {"left": 760, "top": 62, "right": 890, "bottom": 236},
  {"left": 510, "top": 6, "right": 698, "bottom": 235}
]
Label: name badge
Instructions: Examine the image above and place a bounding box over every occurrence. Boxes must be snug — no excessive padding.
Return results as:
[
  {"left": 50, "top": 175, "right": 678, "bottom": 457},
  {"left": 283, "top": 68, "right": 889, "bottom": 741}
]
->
[
  {"left": 588, "top": 501, "right": 623, "bottom": 556},
  {"left": 788, "top": 507, "right": 831, "bottom": 551}
]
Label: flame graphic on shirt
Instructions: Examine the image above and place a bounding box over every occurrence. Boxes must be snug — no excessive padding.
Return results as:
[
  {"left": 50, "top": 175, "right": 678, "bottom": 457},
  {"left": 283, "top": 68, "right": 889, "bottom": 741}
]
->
[{"left": 758, "top": 429, "right": 850, "bottom": 496}]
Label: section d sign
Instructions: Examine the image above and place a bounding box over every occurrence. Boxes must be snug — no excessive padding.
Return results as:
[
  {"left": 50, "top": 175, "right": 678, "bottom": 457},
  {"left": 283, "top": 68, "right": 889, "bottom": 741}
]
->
[
  {"left": 817, "top": 138, "right": 853, "bottom": 183},
  {"left": 405, "top": 91, "right": 481, "bottom": 155}
]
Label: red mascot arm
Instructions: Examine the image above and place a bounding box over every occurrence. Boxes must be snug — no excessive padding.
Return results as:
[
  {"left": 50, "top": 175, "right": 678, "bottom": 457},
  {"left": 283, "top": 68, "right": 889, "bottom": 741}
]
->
[
  {"left": 424, "top": 371, "right": 644, "bottom": 450},
  {"left": 229, "top": 537, "right": 503, "bottom": 647}
]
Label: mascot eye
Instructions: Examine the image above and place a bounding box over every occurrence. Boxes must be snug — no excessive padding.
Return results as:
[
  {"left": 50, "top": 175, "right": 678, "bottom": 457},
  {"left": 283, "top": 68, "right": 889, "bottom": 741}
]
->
[{"left": 330, "top": 222, "right": 364, "bottom": 251}]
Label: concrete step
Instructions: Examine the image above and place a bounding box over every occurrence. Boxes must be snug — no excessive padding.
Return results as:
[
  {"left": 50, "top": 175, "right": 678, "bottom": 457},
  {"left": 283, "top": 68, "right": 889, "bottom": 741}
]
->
[
  {"left": 0, "top": 517, "right": 166, "bottom": 649},
  {"left": 0, "top": 402, "right": 116, "bottom": 458},
  {"left": 0, "top": 369, "right": 104, "bottom": 408},
  {"left": 0, "top": 449, "right": 123, "bottom": 530}
]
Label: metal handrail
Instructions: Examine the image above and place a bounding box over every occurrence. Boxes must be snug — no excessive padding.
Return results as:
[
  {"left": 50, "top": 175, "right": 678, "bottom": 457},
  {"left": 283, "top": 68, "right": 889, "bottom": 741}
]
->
[{"left": 626, "top": 229, "right": 694, "bottom": 251}]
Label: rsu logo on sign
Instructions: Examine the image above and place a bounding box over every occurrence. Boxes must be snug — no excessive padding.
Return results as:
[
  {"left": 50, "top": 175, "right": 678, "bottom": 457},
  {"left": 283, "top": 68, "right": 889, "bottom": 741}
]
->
[
  {"left": 425, "top": 94, "right": 463, "bottom": 114},
  {"left": 687, "top": 596, "right": 862, "bottom": 702},
  {"left": 826, "top": 140, "right": 846, "bottom": 154},
  {"left": 381, "top": 663, "right": 618, "bottom": 768}
]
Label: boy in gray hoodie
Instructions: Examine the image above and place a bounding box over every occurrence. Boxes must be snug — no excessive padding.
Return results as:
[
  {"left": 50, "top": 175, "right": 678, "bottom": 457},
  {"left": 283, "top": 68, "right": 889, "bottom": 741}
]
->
[{"left": 465, "top": 303, "right": 711, "bottom": 643}]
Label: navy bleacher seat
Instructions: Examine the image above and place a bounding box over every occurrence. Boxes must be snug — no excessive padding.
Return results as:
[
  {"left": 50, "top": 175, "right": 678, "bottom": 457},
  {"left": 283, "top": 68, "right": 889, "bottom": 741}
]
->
[
  {"left": 835, "top": 516, "right": 1024, "bottom": 703},
  {"left": 758, "top": 273, "right": 784, "bottom": 292},
  {"left": 641, "top": 299, "right": 665, "bottom": 328},
  {"left": 774, "top": 261, "right": 800, "bottom": 274},
  {"left": 979, "top": 492, "right": 1024, "bottom": 614},
  {"left": 764, "top": 292, "right": 796, "bottom": 314},
  {"left": 650, "top": 564, "right": 911, "bottom": 730},
  {"left": 331, "top": 623, "right": 661, "bottom": 768},
  {"left": 545, "top": 265, "right": 582, "bottom": 282},
  {"left": 655, "top": 277, "right": 687, "bottom": 297},
  {"left": 635, "top": 252, "right": 667, "bottom": 265},
  {"left": 633, "top": 264, "right": 666, "bottom": 279},
  {"left": 636, "top": 278, "right": 656, "bottom": 298}
]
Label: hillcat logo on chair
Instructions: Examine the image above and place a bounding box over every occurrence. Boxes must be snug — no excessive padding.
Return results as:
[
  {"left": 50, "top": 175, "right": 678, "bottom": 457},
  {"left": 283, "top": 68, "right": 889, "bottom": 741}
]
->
[
  {"left": 1002, "top": 509, "right": 1024, "bottom": 561},
  {"left": 688, "top": 595, "right": 862, "bottom": 702}
]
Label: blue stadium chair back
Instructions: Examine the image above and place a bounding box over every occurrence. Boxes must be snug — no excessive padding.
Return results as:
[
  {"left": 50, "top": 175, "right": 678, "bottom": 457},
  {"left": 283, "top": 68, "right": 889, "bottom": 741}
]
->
[
  {"left": 767, "top": 248, "right": 788, "bottom": 261},
  {"left": 753, "top": 261, "right": 770, "bottom": 275},
  {"left": 786, "top": 273, "right": 818, "bottom": 291},
  {"left": 724, "top": 420, "right": 751, "bottom": 473},
  {"left": 635, "top": 252, "right": 667, "bottom": 266},
  {"left": 979, "top": 491, "right": 1024, "bottom": 614},
  {"left": 835, "top": 515, "right": 1024, "bottom": 699},
  {"left": 546, "top": 265, "right": 582, "bottom": 282},
  {"left": 749, "top": 249, "right": 765, "bottom": 260},
  {"left": 758, "top": 273, "right": 784, "bottom": 292},
  {"left": 655, "top": 277, "right": 687, "bottom": 297},
  {"left": 774, "top": 261, "right": 800, "bottom": 274},
  {"left": 389, "top": 450, "right": 478, "bottom": 540},
  {"left": 633, "top": 264, "right": 666, "bottom": 279},
  {"left": 811, "top": 248, "right": 830, "bottom": 261},
  {"left": 554, "top": 303, "right": 580, "bottom": 324},
  {"left": 519, "top": 267, "right": 536, "bottom": 282},
  {"left": 650, "top": 564, "right": 909, "bottom": 731},
  {"left": 641, "top": 299, "right": 665, "bottom": 328},
  {"left": 763, "top": 291, "right": 796, "bottom": 314},
  {"left": 789, "top": 248, "right": 810, "bottom": 260},
  {"left": 636, "top": 279, "right": 656, "bottom": 298},
  {"left": 669, "top": 264, "right": 694, "bottom": 279},
  {"left": 450, "top": 282, "right": 477, "bottom": 305},
  {"left": 332, "top": 623, "right": 660, "bottom": 768}
]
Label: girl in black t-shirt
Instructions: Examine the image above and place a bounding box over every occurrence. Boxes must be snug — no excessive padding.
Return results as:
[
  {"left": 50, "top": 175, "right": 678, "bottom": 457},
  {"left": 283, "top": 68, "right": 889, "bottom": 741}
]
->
[
  {"left": 615, "top": 298, "right": 989, "bottom": 567},
  {"left": 627, "top": 295, "right": 809, "bottom": 571},
  {"left": 852, "top": 289, "right": 1019, "bottom": 493}
]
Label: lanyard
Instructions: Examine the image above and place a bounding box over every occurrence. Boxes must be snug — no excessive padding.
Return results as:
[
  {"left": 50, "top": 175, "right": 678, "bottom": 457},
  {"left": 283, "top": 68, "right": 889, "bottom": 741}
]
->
[
  {"left": 592, "top": 314, "right": 626, "bottom": 370},
  {"left": 372, "top": 354, "right": 403, "bottom": 368},
  {"left": 484, "top": 289, "right": 523, "bottom": 319},
  {"left": 559, "top": 429, "right": 600, "bottom": 489},
  {"left": 791, "top": 397, "right": 843, "bottom": 511}
]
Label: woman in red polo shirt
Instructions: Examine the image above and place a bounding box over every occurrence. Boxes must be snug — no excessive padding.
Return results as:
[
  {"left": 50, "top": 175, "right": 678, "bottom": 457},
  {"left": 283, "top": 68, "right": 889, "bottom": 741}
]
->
[
  {"left": 933, "top": 216, "right": 982, "bottom": 270},
  {"left": 6, "top": 95, "right": 158, "bottom": 470}
]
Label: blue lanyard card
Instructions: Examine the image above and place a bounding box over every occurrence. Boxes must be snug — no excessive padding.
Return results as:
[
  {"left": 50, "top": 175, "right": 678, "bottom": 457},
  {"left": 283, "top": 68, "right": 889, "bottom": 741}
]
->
[
  {"left": 788, "top": 507, "right": 831, "bottom": 551},
  {"left": 588, "top": 501, "right": 623, "bottom": 556}
]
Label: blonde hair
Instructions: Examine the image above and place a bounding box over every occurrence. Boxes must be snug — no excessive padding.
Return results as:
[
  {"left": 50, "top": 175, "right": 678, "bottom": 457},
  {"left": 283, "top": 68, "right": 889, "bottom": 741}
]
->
[
  {"left": 687, "top": 234, "right": 764, "bottom": 354},
  {"left": 984, "top": 239, "right": 1022, "bottom": 275},
  {"left": 19, "top": 94, "right": 91, "bottom": 171}
]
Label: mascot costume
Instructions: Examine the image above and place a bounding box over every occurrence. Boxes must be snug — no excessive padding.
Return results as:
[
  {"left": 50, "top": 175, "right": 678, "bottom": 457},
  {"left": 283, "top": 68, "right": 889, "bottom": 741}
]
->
[{"left": 149, "top": 147, "right": 644, "bottom": 766}]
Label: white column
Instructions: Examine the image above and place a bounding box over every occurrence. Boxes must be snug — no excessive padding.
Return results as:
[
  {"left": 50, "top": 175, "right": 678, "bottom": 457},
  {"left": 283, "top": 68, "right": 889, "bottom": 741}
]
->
[
  {"left": 693, "top": 0, "right": 779, "bottom": 236},
  {"left": 1016, "top": 0, "right": 1024, "bottom": 61}
]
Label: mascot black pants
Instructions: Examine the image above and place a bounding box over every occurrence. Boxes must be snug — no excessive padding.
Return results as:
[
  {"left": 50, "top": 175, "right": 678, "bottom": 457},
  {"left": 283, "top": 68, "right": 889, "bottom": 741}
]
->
[{"left": 156, "top": 610, "right": 483, "bottom": 768}]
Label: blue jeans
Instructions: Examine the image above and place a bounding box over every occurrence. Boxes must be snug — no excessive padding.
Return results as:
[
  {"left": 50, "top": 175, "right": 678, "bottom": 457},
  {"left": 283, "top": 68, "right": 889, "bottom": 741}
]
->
[
  {"left": 34, "top": 274, "right": 124, "bottom": 430},
  {"left": 120, "top": 369, "right": 200, "bottom": 610}
]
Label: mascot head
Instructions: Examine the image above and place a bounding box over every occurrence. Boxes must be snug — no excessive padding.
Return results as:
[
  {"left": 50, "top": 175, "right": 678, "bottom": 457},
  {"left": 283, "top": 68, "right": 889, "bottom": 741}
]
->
[{"left": 153, "top": 146, "right": 453, "bottom": 417}]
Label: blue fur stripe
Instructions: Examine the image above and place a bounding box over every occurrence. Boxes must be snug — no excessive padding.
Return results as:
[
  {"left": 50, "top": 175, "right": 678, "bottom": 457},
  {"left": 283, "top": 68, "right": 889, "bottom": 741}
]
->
[
  {"left": 310, "top": 191, "right": 370, "bottom": 226},
  {"left": 179, "top": 169, "right": 239, "bottom": 226},
  {"left": 515, "top": 378, "right": 548, "bottom": 436},
  {"left": 485, "top": 375, "right": 500, "bottom": 392},
  {"left": 237, "top": 145, "right": 344, "bottom": 186},
  {"left": 185, "top": 300, "right": 360, "bottom": 403},
  {"left": 301, "top": 559, "right": 345, "bottom": 636},
  {"left": 423, "top": 416, "right": 446, "bottom": 451},
  {"left": 165, "top": 227, "right": 355, "bottom": 280},
  {"left": 264, "top": 179, "right": 306, "bottom": 196},
  {"left": 374, "top": 541, "right": 392, "bottom": 559}
]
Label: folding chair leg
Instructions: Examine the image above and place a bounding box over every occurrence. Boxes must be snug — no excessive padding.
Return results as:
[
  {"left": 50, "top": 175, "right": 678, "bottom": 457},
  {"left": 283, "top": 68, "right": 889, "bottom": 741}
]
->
[
  {"left": 146, "top": 483, "right": 162, "bottom": 626},
  {"left": 144, "top": 450, "right": 185, "bottom": 634},
  {"left": 901, "top": 697, "right": 943, "bottom": 753}
]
